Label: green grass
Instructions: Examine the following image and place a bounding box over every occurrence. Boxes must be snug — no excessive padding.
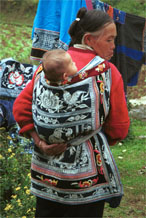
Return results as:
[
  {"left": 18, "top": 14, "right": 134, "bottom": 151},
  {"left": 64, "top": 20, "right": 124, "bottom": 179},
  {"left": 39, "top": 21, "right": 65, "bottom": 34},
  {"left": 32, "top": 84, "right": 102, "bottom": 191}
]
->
[
  {"left": 104, "top": 119, "right": 146, "bottom": 218},
  {"left": 0, "top": 24, "right": 32, "bottom": 64}
]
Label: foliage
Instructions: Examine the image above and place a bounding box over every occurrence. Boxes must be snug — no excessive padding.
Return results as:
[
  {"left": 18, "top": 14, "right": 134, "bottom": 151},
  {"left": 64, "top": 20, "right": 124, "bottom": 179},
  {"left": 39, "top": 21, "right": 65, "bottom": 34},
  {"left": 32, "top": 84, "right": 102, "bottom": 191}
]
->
[
  {"left": 0, "top": 126, "right": 36, "bottom": 217},
  {"left": 0, "top": 23, "right": 32, "bottom": 64},
  {"left": 0, "top": 0, "right": 38, "bottom": 27},
  {"left": 103, "top": 0, "right": 146, "bottom": 17},
  {"left": 1, "top": 0, "right": 39, "bottom": 15}
]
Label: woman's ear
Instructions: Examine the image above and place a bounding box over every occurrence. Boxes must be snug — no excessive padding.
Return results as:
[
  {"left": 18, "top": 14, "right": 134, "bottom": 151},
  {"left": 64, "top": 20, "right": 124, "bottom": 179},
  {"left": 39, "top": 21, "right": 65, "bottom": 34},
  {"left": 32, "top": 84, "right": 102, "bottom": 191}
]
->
[{"left": 84, "top": 34, "right": 93, "bottom": 46}]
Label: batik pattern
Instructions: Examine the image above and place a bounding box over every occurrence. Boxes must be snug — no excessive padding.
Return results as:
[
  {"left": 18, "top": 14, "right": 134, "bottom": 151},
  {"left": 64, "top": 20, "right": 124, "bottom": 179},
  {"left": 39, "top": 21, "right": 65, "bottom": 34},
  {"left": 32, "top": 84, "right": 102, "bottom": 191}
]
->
[
  {"left": 31, "top": 29, "right": 68, "bottom": 60},
  {"left": 31, "top": 62, "right": 123, "bottom": 207},
  {"left": 0, "top": 58, "right": 37, "bottom": 98},
  {"left": 32, "top": 73, "right": 101, "bottom": 144}
]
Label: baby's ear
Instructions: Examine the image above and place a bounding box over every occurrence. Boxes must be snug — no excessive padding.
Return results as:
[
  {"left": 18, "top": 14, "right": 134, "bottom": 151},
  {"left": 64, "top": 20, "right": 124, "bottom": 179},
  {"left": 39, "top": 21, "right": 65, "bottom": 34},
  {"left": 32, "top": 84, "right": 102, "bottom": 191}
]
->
[{"left": 63, "top": 72, "right": 68, "bottom": 81}]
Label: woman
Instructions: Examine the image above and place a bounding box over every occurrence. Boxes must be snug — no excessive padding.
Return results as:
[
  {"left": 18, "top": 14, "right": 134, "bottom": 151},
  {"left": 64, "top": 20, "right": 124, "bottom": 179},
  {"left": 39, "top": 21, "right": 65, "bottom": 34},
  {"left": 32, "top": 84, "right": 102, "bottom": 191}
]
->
[{"left": 13, "top": 7, "right": 130, "bottom": 218}]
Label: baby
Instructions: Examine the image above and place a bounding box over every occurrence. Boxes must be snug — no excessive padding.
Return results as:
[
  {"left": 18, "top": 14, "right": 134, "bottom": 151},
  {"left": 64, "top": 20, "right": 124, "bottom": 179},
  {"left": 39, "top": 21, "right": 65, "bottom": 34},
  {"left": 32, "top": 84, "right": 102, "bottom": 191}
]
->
[
  {"left": 30, "top": 49, "right": 78, "bottom": 155},
  {"left": 42, "top": 49, "right": 78, "bottom": 85}
]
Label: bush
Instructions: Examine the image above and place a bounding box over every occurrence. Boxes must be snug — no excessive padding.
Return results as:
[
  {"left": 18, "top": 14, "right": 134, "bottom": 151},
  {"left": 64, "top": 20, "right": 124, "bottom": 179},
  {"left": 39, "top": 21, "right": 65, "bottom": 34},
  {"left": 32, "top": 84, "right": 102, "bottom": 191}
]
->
[
  {"left": 0, "top": 126, "right": 35, "bottom": 217},
  {"left": 103, "top": 0, "right": 146, "bottom": 17}
]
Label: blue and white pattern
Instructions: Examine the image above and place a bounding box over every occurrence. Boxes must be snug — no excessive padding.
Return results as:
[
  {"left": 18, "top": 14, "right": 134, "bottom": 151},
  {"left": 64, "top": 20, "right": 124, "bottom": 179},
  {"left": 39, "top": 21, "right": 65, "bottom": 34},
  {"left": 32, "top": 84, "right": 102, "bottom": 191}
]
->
[
  {"left": 0, "top": 58, "right": 37, "bottom": 98},
  {"left": 31, "top": 58, "right": 123, "bottom": 207}
]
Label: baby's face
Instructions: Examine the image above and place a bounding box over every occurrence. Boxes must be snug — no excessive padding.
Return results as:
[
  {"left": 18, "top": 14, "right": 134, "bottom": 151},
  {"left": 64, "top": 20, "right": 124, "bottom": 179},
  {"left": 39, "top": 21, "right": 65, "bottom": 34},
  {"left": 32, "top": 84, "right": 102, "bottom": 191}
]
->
[{"left": 64, "top": 53, "right": 77, "bottom": 76}]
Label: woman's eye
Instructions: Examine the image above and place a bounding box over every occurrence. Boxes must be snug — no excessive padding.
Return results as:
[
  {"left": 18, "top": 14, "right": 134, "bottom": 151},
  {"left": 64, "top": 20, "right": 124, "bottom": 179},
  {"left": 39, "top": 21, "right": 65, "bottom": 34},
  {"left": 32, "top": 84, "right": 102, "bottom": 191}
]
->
[{"left": 107, "top": 39, "right": 114, "bottom": 42}]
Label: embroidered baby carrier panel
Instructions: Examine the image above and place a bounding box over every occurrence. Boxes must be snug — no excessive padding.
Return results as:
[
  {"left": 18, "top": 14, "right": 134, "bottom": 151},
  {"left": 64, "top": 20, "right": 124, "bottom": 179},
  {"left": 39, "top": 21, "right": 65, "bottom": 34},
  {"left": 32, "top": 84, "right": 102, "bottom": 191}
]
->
[
  {"left": 31, "top": 58, "right": 123, "bottom": 205},
  {"left": 33, "top": 75, "right": 98, "bottom": 143},
  {"left": 31, "top": 133, "right": 123, "bottom": 205},
  {"left": 32, "top": 66, "right": 111, "bottom": 144}
]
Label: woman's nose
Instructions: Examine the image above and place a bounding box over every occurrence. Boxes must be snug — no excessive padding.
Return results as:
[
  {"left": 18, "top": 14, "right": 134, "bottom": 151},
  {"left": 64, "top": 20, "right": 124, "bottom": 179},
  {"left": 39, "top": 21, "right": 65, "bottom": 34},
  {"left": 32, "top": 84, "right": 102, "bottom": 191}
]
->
[
  {"left": 110, "top": 43, "right": 115, "bottom": 51},
  {"left": 112, "top": 41, "right": 116, "bottom": 49}
]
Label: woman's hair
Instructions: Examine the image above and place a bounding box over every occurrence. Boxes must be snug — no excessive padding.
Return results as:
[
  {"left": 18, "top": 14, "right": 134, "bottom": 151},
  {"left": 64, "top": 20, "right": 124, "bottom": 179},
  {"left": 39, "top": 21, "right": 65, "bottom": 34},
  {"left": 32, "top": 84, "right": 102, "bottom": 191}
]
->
[
  {"left": 68, "top": 7, "right": 114, "bottom": 46},
  {"left": 42, "top": 49, "right": 67, "bottom": 82}
]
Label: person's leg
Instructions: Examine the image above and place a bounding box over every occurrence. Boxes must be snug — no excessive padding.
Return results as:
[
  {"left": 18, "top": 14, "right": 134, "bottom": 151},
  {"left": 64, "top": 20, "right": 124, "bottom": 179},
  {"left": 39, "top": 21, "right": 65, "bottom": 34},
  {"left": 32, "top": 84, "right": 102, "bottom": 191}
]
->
[
  {"left": 35, "top": 197, "right": 67, "bottom": 218},
  {"left": 35, "top": 197, "right": 105, "bottom": 218},
  {"left": 64, "top": 200, "right": 105, "bottom": 218}
]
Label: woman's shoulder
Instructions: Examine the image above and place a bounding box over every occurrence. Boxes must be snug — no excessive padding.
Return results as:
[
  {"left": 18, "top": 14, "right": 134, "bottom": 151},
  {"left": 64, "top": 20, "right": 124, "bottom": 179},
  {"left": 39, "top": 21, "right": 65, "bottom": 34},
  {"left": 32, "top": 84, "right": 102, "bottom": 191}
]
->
[
  {"left": 68, "top": 47, "right": 96, "bottom": 71},
  {"left": 109, "top": 62, "right": 120, "bottom": 74},
  {"left": 108, "top": 62, "right": 122, "bottom": 83}
]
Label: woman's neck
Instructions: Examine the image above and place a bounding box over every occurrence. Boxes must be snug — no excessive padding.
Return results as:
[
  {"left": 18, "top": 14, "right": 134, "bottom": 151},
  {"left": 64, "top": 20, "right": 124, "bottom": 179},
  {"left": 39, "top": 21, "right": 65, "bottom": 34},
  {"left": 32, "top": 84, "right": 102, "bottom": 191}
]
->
[{"left": 73, "top": 44, "right": 94, "bottom": 51}]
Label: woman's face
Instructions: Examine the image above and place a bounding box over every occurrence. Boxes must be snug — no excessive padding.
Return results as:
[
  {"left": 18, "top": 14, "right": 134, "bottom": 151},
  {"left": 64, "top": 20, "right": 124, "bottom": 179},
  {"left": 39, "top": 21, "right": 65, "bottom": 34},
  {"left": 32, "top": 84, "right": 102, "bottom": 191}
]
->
[{"left": 85, "top": 23, "right": 117, "bottom": 60}]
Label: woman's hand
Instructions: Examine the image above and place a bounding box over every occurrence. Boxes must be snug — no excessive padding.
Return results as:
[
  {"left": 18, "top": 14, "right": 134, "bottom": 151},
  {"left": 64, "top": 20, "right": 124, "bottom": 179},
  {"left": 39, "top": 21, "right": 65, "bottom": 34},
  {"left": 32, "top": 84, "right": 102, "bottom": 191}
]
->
[
  {"left": 29, "top": 130, "right": 67, "bottom": 156},
  {"left": 38, "top": 140, "right": 67, "bottom": 156}
]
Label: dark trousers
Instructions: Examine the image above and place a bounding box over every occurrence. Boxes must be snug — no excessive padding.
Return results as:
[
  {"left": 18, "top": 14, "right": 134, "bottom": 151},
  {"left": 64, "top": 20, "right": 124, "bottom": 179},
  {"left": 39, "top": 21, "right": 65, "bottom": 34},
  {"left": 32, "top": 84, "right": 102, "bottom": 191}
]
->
[{"left": 35, "top": 197, "right": 105, "bottom": 218}]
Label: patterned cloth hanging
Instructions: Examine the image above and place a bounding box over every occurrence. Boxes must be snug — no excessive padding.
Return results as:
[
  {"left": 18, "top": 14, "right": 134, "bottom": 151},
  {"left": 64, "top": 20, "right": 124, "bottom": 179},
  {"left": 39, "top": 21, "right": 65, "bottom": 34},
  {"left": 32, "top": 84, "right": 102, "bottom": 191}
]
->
[
  {"left": 30, "top": 0, "right": 89, "bottom": 60},
  {"left": 0, "top": 58, "right": 37, "bottom": 98},
  {"left": 0, "top": 58, "right": 36, "bottom": 152},
  {"left": 92, "top": 0, "right": 146, "bottom": 90}
]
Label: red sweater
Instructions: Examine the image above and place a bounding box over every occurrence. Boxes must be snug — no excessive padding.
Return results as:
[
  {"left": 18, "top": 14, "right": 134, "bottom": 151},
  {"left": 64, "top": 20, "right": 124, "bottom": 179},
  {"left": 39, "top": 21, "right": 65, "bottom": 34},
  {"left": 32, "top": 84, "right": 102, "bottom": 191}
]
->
[{"left": 13, "top": 47, "right": 130, "bottom": 145}]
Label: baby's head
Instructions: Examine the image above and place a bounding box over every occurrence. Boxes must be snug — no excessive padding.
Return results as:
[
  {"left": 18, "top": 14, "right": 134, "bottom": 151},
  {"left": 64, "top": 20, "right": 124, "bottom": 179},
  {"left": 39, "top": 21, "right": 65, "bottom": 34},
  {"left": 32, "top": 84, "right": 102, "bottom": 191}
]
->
[{"left": 42, "top": 49, "right": 77, "bottom": 82}]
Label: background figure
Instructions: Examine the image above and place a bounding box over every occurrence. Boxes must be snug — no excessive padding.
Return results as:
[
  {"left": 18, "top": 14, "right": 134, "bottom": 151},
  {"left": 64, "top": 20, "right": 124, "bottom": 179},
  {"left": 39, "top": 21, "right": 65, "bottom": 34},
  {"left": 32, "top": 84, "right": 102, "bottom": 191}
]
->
[{"left": 31, "top": 0, "right": 89, "bottom": 60}]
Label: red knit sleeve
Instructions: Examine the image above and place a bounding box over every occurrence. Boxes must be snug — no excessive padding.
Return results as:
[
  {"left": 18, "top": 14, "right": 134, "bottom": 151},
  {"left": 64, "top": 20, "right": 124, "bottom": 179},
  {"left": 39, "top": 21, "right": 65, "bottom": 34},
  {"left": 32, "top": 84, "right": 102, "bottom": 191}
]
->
[
  {"left": 13, "top": 71, "right": 37, "bottom": 136},
  {"left": 103, "top": 63, "right": 130, "bottom": 145}
]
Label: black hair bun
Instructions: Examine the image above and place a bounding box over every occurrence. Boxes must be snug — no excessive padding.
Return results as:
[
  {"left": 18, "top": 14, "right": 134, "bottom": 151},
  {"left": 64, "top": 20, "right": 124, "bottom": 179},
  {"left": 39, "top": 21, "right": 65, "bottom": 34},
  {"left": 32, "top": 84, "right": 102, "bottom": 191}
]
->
[{"left": 76, "top": 7, "right": 87, "bottom": 19}]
